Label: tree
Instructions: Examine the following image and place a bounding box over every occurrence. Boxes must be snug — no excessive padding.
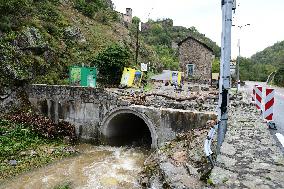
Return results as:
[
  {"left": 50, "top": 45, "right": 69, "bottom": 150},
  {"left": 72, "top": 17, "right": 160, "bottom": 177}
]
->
[
  {"left": 212, "top": 58, "right": 220, "bottom": 73},
  {"left": 274, "top": 68, "right": 284, "bottom": 87},
  {"left": 91, "top": 44, "right": 130, "bottom": 84}
]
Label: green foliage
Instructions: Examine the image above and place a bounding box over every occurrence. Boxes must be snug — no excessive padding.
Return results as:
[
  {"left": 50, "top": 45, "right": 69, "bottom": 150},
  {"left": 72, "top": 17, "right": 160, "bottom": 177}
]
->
[
  {"left": 0, "top": 119, "right": 47, "bottom": 159},
  {"left": 143, "top": 23, "right": 172, "bottom": 47},
  {"left": 0, "top": 119, "right": 75, "bottom": 180},
  {"left": 95, "top": 10, "right": 119, "bottom": 24},
  {"left": 54, "top": 182, "right": 72, "bottom": 189},
  {"left": 212, "top": 58, "right": 220, "bottom": 73},
  {"left": 154, "top": 45, "right": 179, "bottom": 70},
  {"left": 239, "top": 57, "right": 277, "bottom": 82},
  {"left": 74, "top": 0, "right": 108, "bottom": 17},
  {"left": 274, "top": 68, "right": 284, "bottom": 87},
  {"left": 0, "top": 0, "right": 126, "bottom": 87},
  {"left": 142, "top": 20, "right": 220, "bottom": 57},
  {"left": 132, "top": 16, "right": 141, "bottom": 25},
  {"left": 91, "top": 44, "right": 131, "bottom": 84},
  {"left": 0, "top": 0, "right": 33, "bottom": 31},
  {"left": 140, "top": 19, "right": 221, "bottom": 73},
  {"left": 0, "top": 0, "right": 32, "bottom": 16},
  {"left": 251, "top": 41, "right": 284, "bottom": 68},
  {"left": 144, "top": 82, "right": 153, "bottom": 92},
  {"left": 239, "top": 40, "right": 284, "bottom": 85}
]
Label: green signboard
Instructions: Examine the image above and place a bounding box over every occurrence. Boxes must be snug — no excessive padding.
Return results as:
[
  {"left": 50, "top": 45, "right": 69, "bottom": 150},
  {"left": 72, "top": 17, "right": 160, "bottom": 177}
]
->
[{"left": 69, "top": 66, "right": 97, "bottom": 87}]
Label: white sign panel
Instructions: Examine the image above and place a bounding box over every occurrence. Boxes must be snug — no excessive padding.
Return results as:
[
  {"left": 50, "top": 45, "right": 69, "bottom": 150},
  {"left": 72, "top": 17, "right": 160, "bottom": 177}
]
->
[{"left": 141, "top": 63, "right": 147, "bottom": 72}]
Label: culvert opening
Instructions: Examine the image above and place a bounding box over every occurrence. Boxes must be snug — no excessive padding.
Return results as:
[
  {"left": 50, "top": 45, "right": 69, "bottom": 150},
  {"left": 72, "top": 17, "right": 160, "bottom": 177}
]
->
[{"left": 104, "top": 113, "right": 152, "bottom": 148}]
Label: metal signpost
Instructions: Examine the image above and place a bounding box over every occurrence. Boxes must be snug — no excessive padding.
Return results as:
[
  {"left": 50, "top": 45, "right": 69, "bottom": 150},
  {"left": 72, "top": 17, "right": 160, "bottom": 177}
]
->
[{"left": 216, "top": 0, "right": 236, "bottom": 154}]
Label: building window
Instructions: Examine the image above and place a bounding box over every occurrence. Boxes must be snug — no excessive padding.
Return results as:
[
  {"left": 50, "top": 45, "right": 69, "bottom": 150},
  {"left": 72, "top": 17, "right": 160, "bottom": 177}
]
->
[{"left": 187, "top": 64, "right": 194, "bottom": 78}]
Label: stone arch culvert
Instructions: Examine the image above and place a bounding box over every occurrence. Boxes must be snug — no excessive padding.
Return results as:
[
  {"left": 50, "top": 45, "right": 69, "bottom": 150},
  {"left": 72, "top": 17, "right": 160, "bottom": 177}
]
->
[{"left": 100, "top": 107, "right": 158, "bottom": 148}]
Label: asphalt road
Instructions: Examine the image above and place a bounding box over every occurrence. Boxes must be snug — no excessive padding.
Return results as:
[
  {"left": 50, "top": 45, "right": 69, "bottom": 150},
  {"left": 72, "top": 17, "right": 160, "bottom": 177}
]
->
[{"left": 242, "top": 81, "right": 284, "bottom": 150}]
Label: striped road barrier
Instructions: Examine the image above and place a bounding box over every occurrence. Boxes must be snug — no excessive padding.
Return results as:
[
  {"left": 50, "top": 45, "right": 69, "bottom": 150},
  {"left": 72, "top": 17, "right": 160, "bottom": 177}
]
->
[
  {"left": 252, "top": 84, "right": 258, "bottom": 102},
  {"left": 263, "top": 88, "right": 275, "bottom": 121},
  {"left": 255, "top": 86, "right": 263, "bottom": 110}
]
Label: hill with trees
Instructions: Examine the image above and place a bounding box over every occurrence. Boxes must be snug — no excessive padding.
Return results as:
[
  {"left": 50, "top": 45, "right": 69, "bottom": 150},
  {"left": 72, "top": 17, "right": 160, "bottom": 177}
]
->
[
  {"left": 0, "top": 0, "right": 163, "bottom": 89},
  {"left": 239, "top": 40, "right": 284, "bottom": 86},
  {"left": 0, "top": 0, "right": 221, "bottom": 91}
]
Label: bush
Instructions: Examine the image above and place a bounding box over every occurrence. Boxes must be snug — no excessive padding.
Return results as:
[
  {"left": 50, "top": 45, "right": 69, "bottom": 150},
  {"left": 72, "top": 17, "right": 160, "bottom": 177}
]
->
[
  {"left": 91, "top": 44, "right": 131, "bottom": 84},
  {"left": 74, "top": 0, "right": 108, "bottom": 18},
  {"left": 0, "top": 0, "right": 32, "bottom": 15},
  {"left": 6, "top": 113, "right": 77, "bottom": 143},
  {"left": 95, "top": 10, "right": 119, "bottom": 24},
  {"left": 274, "top": 68, "right": 284, "bottom": 87}
]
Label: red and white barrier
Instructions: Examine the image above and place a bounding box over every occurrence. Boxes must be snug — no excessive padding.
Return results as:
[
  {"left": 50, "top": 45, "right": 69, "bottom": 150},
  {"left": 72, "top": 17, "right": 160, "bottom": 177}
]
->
[
  {"left": 263, "top": 88, "right": 275, "bottom": 121},
  {"left": 255, "top": 86, "right": 263, "bottom": 110},
  {"left": 252, "top": 84, "right": 258, "bottom": 102}
]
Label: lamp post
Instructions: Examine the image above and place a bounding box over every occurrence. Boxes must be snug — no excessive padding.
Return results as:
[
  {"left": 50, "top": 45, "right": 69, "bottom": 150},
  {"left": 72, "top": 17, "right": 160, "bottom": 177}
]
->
[{"left": 233, "top": 24, "right": 250, "bottom": 92}]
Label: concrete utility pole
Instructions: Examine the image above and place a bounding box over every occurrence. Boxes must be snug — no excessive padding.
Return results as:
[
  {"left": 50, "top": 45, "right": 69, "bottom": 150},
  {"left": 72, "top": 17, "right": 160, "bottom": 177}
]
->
[
  {"left": 217, "top": 0, "right": 236, "bottom": 154},
  {"left": 135, "top": 22, "right": 140, "bottom": 66},
  {"left": 234, "top": 24, "right": 250, "bottom": 92}
]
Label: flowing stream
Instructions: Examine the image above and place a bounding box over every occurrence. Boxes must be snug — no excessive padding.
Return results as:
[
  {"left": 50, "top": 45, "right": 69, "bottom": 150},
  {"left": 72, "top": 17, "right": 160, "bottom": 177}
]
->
[{"left": 1, "top": 144, "right": 149, "bottom": 189}]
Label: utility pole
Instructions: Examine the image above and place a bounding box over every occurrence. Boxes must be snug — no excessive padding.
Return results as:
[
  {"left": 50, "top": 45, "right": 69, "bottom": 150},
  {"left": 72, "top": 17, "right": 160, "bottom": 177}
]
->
[
  {"left": 234, "top": 24, "right": 250, "bottom": 92},
  {"left": 237, "top": 38, "right": 240, "bottom": 91},
  {"left": 135, "top": 22, "right": 139, "bottom": 66},
  {"left": 217, "top": 0, "right": 236, "bottom": 154}
]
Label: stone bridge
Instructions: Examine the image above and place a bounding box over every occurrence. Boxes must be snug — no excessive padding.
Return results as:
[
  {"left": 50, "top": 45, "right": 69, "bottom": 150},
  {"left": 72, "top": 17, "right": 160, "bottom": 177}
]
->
[{"left": 27, "top": 85, "right": 216, "bottom": 148}]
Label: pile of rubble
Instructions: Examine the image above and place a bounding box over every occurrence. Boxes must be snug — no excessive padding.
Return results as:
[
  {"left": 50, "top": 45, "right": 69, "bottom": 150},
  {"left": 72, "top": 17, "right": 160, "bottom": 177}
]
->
[
  {"left": 138, "top": 120, "right": 217, "bottom": 188},
  {"left": 107, "top": 82, "right": 219, "bottom": 112}
]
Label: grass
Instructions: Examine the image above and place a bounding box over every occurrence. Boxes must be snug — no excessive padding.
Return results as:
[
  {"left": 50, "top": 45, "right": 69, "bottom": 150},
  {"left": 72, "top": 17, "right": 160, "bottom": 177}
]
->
[
  {"left": 143, "top": 82, "right": 153, "bottom": 92},
  {"left": 53, "top": 182, "right": 73, "bottom": 189},
  {"left": 0, "top": 119, "right": 76, "bottom": 181}
]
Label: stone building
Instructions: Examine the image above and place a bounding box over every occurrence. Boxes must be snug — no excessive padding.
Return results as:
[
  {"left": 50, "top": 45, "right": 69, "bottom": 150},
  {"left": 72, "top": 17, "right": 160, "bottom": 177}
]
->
[
  {"left": 118, "top": 8, "right": 132, "bottom": 27},
  {"left": 123, "top": 8, "right": 132, "bottom": 23},
  {"left": 178, "top": 36, "right": 214, "bottom": 82}
]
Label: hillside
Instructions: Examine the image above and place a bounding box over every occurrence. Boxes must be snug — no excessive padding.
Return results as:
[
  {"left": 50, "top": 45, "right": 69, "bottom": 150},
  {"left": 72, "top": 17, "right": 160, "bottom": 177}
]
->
[
  {"left": 251, "top": 41, "right": 284, "bottom": 67},
  {"left": 0, "top": 0, "right": 221, "bottom": 91},
  {"left": 0, "top": 0, "right": 160, "bottom": 88},
  {"left": 239, "top": 40, "right": 284, "bottom": 86}
]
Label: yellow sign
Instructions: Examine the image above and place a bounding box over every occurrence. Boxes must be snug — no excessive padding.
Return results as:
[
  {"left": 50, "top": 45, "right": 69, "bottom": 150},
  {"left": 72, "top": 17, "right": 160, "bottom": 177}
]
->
[
  {"left": 170, "top": 71, "right": 182, "bottom": 86},
  {"left": 120, "top": 67, "right": 143, "bottom": 87}
]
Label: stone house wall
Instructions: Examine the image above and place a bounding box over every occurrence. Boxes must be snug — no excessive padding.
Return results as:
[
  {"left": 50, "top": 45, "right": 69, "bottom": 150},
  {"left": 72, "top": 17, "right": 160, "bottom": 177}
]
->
[{"left": 178, "top": 37, "right": 214, "bottom": 82}]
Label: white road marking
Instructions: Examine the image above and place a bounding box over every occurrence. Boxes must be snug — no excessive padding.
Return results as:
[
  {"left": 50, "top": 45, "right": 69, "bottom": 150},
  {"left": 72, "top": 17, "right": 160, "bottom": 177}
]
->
[{"left": 275, "top": 133, "right": 284, "bottom": 148}]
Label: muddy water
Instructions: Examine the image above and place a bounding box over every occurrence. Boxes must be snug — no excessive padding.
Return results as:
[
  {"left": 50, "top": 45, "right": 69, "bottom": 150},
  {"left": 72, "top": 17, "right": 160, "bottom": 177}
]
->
[{"left": 1, "top": 144, "right": 149, "bottom": 189}]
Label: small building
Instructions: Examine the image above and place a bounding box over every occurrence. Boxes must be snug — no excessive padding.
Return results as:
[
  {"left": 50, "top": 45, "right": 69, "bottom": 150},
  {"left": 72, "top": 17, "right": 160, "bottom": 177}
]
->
[
  {"left": 178, "top": 36, "right": 214, "bottom": 83},
  {"left": 118, "top": 8, "right": 132, "bottom": 27},
  {"left": 124, "top": 8, "right": 132, "bottom": 23}
]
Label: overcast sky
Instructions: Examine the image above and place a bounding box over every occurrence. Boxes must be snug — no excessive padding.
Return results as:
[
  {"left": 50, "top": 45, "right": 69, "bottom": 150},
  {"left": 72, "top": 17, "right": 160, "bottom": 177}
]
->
[{"left": 112, "top": 0, "right": 284, "bottom": 58}]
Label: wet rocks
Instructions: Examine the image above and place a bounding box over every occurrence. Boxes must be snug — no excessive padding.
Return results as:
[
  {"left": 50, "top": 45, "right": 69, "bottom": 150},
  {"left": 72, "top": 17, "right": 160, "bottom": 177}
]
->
[
  {"left": 139, "top": 124, "right": 215, "bottom": 188},
  {"left": 64, "top": 26, "right": 86, "bottom": 43}
]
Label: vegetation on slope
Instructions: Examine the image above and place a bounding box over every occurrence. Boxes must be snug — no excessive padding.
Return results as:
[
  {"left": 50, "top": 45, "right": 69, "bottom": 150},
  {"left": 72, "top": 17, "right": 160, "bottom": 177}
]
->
[
  {"left": 0, "top": 117, "right": 76, "bottom": 181},
  {"left": 0, "top": 0, "right": 161, "bottom": 90},
  {"left": 239, "top": 41, "right": 284, "bottom": 86},
  {"left": 0, "top": 1, "right": 222, "bottom": 89}
]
